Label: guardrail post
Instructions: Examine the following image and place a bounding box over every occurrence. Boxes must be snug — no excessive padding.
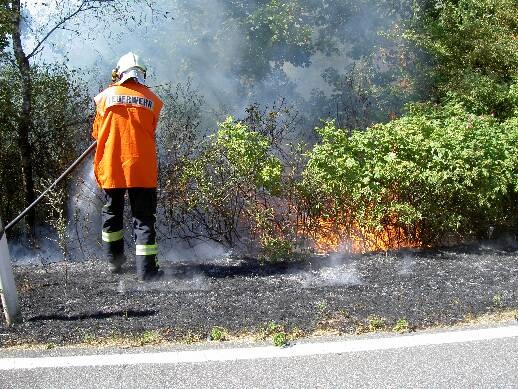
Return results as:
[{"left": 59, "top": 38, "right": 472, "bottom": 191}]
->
[{"left": 0, "top": 217, "right": 21, "bottom": 325}]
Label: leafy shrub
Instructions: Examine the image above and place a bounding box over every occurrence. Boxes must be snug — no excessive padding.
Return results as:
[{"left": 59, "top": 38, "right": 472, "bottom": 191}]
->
[
  {"left": 160, "top": 98, "right": 315, "bottom": 260},
  {"left": 259, "top": 235, "right": 294, "bottom": 263},
  {"left": 305, "top": 102, "right": 517, "bottom": 245},
  {"left": 215, "top": 117, "right": 282, "bottom": 192},
  {"left": 173, "top": 116, "right": 283, "bottom": 248}
]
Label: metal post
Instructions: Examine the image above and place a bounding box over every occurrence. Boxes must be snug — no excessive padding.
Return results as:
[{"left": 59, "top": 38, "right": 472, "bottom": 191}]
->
[{"left": 0, "top": 217, "right": 21, "bottom": 325}]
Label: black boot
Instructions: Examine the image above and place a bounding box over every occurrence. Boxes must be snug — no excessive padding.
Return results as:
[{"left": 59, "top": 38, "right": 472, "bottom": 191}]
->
[
  {"left": 136, "top": 255, "right": 164, "bottom": 281},
  {"left": 108, "top": 254, "right": 126, "bottom": 274}
]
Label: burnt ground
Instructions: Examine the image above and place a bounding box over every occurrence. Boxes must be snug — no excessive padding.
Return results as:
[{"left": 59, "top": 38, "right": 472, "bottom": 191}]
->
[{"left": 1, "top": 242, "right": 518, "bottom": 347}]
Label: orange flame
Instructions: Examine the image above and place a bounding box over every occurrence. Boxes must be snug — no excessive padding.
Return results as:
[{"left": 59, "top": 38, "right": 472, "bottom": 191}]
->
[
  {"left": 248, "top": 199, "right": 422, "bottom": 255},
  {"left": 310, "top": 216, "right": 421, "bottom": 254}
]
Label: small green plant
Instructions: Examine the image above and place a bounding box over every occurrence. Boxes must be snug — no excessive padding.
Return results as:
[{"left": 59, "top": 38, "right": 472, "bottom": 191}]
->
[
  {"left": 367, "top": 315, "right": 386, "bottom": 331},
  {"left": 265, "top": 321, "right": 283, "bottom": 335},
  {"left": 493, "top": 293, "right": 503, "bottom": 308},
  {"left": 44, "top": 182, "right": 71, "bottom": 295},
  {"left": 258, "top": 321, "right": 289, "bottom": 346},
  {"left": 316, "top": 300, "right": 328, "bottom": 315},
  {"left": 392, "top": 318, "right": 410, "bottom": 333},
  {"left": 46, "top": 343, "right": 56, "bottom": 350},
  {"left": 139, "top": 330, "right": 161, "bottom": 346},
  {"left": 82, "top": 333, "right": 96, "bottom": 344},
  {"left": 209, "top": 326, "right": 228, "bottom": 341},
  {"left": 272, "top": 331, "right": 288, "bottom": 347}
]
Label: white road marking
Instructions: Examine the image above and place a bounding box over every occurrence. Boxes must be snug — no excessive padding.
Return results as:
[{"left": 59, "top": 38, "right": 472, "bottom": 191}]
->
[{"left": 2, "top": 325, "right": 518, "bottom": 370}]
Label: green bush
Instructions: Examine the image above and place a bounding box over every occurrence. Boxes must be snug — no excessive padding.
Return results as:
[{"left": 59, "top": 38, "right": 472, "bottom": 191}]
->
[
  {"left": 259, "top": 235, "right": 295, "bottom": 263},
  {"left": 174, "top": 116, "right": 283, "bottom": 248},
  {"left": 215, "top": 117, "right": 282, "bottom": 193},
  {"left": 305, "top": 102, "right": 517, "bottom": 245}
]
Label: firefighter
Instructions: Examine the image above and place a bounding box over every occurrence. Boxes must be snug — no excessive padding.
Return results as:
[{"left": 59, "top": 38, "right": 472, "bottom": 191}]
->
[{"left": 92, "top": 52, "right": 164, "bottom": 281}]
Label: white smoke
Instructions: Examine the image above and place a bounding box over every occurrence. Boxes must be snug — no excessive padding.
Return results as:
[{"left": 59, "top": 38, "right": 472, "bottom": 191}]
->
[
  {"left": 163, "top": 240, "right": 229, "bottom": 263},
  {"left": 291, "top": 252, "right": 363, "bottom": 288},
  {"left": 25, "top": 0, "right": 401, "bottom": 120}
]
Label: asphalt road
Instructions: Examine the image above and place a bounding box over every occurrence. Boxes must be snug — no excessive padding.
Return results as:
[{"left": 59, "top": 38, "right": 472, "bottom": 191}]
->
[{"left": 2, "top": 324, "right": 518, "bottom": 388}]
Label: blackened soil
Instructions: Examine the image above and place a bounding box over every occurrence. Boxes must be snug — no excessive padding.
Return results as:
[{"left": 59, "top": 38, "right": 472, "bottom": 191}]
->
[{"left": 1, "top": 243, "right": 518, "bottom": 347}]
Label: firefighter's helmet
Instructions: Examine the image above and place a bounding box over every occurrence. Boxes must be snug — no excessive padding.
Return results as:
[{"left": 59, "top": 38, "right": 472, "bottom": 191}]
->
[{"left": 112, "top": 52, "right": 147, "bottom": 85}]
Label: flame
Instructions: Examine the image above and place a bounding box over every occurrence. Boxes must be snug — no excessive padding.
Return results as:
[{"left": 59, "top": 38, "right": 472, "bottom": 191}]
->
[
  {"left": 247, "top": 199, "right": 422, "bottom": 255},
  {"left": 309, "top": 215, "right": 421, "bottom": 254}
]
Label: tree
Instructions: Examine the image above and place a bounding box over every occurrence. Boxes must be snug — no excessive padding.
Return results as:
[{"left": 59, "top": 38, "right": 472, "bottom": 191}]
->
[
  {"left": 402, "top": 0, "right": 518, "bottom": 117},
  {"left": 9, "top": 0, "right": 36, "bottom": 232},
  {"left": 0, "top": 0, "right": 11, "bottom": 51},
  {"left": 0, "top": 62, "right": 91, "bottom": 231}
]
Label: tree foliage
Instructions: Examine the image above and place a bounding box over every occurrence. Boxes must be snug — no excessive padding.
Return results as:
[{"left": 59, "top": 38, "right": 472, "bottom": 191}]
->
[
  {"left": 404, "top": 0, "right": 518, "bottom": 117},
  {"left": 0, "top": 0, "right": 11, "bottom": 51},
  {"left": 0, "top": 63, "right": 90, "bottom": 227}
]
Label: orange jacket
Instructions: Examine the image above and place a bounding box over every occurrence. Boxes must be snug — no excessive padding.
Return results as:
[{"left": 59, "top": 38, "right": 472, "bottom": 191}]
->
[{"left": 92, "top": 80, "right": 163, "bottom": 188}]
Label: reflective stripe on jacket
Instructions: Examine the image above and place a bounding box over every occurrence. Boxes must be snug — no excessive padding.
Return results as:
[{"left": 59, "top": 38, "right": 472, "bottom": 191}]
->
[{"left": 92, "top": 80, "right": 163, "bottom": 188}]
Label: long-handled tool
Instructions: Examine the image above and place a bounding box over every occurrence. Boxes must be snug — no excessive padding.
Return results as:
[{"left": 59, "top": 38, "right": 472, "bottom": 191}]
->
[
  {"left": 5, "top": 141, "right": 97, "bottom": 231},
  {"left": 0, "top": 141, "right": 96, "bottom": 325}
]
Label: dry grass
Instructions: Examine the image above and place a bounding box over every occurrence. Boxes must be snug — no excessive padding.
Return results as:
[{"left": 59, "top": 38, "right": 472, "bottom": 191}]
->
[{"left": 3, "top": 309, "right": 518, "bottom": 350}]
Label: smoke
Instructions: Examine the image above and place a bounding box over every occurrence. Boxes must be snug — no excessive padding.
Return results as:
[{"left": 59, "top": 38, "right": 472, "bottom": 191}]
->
[
  {"left": 6, "top": 160, "right": 103, "bottom": 264},
  {"left": 8, "top": 226, "right": 65, "bottom": 265},
  {"left": 163, "top": 240, "right": 229, "bottom": 263},
  {"left": 25, "top": 0, "right": 404, "bottom": 127},
  {"left": 293, "top": 252, "right": 363, "bottom": 288},
  {"left": 397, "top": 253, "right": 416, "bottom": 277},
  {"left": 65, "top": 161, "right": 104, "bottom": 261}
]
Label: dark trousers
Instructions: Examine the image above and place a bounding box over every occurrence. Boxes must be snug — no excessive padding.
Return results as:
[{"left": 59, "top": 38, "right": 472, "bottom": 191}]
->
[{"left": 102, "top": 188, "right": 158, "bottom": 276}]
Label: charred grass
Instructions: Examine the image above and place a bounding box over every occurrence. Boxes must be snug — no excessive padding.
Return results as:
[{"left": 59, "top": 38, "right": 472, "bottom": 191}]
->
[{"left": 1, "top": 243, "right": 518, "bottom": 348}]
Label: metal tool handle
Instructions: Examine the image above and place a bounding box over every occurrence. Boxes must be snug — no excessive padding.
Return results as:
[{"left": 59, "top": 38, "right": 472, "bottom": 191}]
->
[{"left": 5, "top": 141, "right": 97, "bottom": 231}]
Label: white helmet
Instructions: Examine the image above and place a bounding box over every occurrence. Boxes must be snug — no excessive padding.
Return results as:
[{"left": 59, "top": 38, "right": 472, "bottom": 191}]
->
[{"left": 112, "top": 52, "right": 147, "bottom": 85}]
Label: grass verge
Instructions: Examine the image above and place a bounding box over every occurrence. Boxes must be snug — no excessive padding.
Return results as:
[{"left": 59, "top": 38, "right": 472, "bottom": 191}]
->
[{"left": 3, "top": 309, "right": 518, "bottom": 350}]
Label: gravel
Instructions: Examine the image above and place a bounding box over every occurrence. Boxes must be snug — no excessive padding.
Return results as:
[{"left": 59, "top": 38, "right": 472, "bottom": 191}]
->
[{"left": 1, "top": 242, "right": 517, "bottom": 347}]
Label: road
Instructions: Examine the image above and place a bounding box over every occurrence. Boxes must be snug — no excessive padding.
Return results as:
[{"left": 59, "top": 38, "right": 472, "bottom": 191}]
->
[{"left": 1, "top": 324, "right": 518, "bottom": 388}]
